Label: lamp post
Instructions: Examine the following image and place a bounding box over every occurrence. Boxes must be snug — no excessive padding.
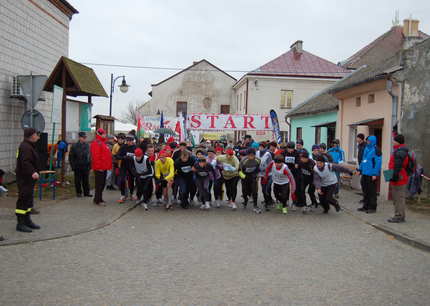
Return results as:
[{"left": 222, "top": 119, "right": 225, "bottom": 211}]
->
[{"left": 109, "top": 73, "right": 130, "bottom": 116}]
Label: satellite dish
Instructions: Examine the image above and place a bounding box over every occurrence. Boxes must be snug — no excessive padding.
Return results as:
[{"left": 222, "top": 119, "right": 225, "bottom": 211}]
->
[{"left": 21, "top": 110, "right": 45, "bottom": 132}]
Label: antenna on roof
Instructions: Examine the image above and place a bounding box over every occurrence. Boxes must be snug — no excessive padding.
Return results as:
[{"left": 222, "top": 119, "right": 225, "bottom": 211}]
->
[{"left": 392, "top": 10, "right": 400, "bottom": 26}]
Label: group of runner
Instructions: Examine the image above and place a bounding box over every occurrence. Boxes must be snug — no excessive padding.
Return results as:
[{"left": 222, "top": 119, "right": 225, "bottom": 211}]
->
[{"left": 108, "top": 132, "right": 353, "bottom": 214}]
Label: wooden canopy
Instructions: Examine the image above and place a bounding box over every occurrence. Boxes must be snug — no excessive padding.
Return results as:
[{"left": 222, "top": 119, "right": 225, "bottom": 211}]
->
[{"left": 44, "top": 56, "right": 108, "bottom": 97}]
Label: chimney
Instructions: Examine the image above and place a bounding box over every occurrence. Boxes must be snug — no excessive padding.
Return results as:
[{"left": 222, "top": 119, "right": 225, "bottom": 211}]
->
[
  {"left": 403, "top": 19, "right": 420, "bottom": 37},
  {"left": 290, "top": 40, "right": 303, "bottom": 54}
]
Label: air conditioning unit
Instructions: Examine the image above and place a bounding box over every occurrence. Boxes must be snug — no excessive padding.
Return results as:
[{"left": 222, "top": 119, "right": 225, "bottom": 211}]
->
[{"left": 10, "top": 76, "right": 24, "bottom": 98}]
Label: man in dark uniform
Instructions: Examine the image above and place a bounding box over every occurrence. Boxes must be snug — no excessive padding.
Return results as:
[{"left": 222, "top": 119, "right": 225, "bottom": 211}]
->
[
  {"left": 15, "top": 128, "right": 41, "bottom": 232},
  {"left": 69, "top": 132, "right": 92, "bottom": 197}
]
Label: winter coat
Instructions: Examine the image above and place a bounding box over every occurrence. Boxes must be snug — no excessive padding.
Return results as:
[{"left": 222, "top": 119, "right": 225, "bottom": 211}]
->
[
  {"left": 90, "top": 135, "right": 112, "bottom": 171},
  {"left": 327, "top": 146, "right": 345, "bottom": 164},
  {"left": 16, "top": 139, "right": 40, "bottom": 179},
  {"left": 216, "top": 155, "right": 239, "bottom": 180},
  {"left": 174, "top": 157, "right": 196, "bottom": 178},
  {"left": 359, "top": 136, "right": 382, "bottom": 177},
  {"left": 69, "top": 141, "right": 91, "bottom": 171},
  {"left": 357, "top": 141, "right": 366, "bottom": 165},
  {"left": 389, "top": 144, "right": 409, "bottom": 186}
]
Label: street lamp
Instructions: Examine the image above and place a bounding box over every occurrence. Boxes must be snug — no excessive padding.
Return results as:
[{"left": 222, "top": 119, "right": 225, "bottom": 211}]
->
[{"left": 109, "top": 74, "right": 130, "bottom": 116}]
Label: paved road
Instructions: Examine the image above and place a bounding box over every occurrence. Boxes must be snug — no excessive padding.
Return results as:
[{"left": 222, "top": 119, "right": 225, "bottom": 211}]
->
[{"left": 1, "top": 202, "right": 429, "bottom": 305}]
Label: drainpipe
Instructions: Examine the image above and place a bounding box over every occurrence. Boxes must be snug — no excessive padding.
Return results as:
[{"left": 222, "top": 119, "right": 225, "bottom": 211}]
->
[
  {"left": 244, "top": 78, "right": 249, "bottom": 139},
  {"left": 386, "top": 77, "right": 398, "bottom": 152}
]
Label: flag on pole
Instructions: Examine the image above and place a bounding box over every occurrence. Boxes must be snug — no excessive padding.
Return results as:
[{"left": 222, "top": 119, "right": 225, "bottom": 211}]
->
[
  {"left": 160, "top": 111, "right": 164, "bottom": 128},
  {"left": 137, "top": 114, "right": 145, "bottom": 139},
  {"left": 175, "top": 120, "right": 182, "bottom": 141}
]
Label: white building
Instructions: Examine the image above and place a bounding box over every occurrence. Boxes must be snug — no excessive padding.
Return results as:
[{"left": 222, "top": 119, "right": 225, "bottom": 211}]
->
[
  {"left": 140, "top": 60, "right": 236, "bottom": 117},
  {"left": 0, "top": 0, "right": 78, "bottom": 173},
  {"left": 233, "top": 41, "right": 349, "bottom": 142}
]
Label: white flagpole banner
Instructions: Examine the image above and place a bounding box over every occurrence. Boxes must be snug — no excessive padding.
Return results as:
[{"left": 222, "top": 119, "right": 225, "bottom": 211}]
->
[{"left": 187, "top": 113, "right": 272, "bottom": 131}]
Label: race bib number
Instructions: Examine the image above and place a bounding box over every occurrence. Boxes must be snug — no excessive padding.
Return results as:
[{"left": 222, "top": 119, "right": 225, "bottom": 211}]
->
[
  {"left": 223, "top": 164, "right": 235, "bottom": 171},
  {"left": 245, "top": 167, "right": 256, "bottom": 173},
  {"left": 285, "top": 156, "right": 295, "bottom": 164},
  {"left": 181, "top": 166, "right": 192, "bottom": 173},
  {"left": 302, "top": 169, "right": 311, "bottom": 176},
  {"left": 198, "top": 171, "right": 208, "bottom": 177}
]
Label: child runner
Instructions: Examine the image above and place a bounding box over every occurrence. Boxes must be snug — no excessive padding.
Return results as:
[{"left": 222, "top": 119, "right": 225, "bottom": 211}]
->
[
  {"left": 193, "top": 157, "right": 214, "bottom": 209},
  {"left": 207, "top": 148, "right": 223, "bottom": 208},
  {"left": 216, "top": 148, "right": 240, "bottom": 210},
  {"left": 174, "top": 150, "right": 196, "bottom": 209},
  {"left": 239, "top": 148, "right": 262, "bottom": 213},
  {"left": 264, "top": 155, "right": 296, "bottom": 215},
  {"left": 298, "top": 151, "right": 318, "bottom": 212},
  {"left": 313, "top": 155, "right": 353, "bottom": 213}
]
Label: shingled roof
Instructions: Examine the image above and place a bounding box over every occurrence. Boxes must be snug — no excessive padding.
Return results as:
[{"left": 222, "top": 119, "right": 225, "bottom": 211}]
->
[
  {"left": 341, "top": 26, "right": 428, "bottom": 70},
  {"left": 249, "top": 48, "right": 350, "bottom": 79},
  {"left": 44, "top": 56, "right": 108, "bottom": 97},
  {"left": 329, "top": 52, "right": 402, "bottom": 94},
  {"left": 286, "top": 92, "right": 339, "bottom": 117}
]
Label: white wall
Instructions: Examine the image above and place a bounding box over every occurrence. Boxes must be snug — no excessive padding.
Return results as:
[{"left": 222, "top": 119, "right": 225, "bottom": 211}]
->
[
  {"left": 234, "top": 75, "right": 337, "bottom": 141},
  {"left": 141, "top": 61, "right": 236, "bottom": 117},
  {"left": 0, "top": 0, "right": 70, "bottom": 171}
]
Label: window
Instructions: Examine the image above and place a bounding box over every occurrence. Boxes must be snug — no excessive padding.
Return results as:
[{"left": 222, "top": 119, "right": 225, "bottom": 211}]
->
[
  {"left": 296, "top": 127, "right": 302, "bottom": 141},
  {"left": 176, "top": 101, "right": 187, "bottom": 117},
  {"left": 220, "top": 105, "right": 230, "bottom": 114},
  {"left": 355, "top": 96, "right": 361, "bottom": 107},
  {"left": 315, "top": 127, "right": 321, "bottom": 144},
  {"left": 368, "top": 93, "right": 375, "bottom": 103},
  {"left": 280, "top": 90, "right": 293, "bottom": 109}
]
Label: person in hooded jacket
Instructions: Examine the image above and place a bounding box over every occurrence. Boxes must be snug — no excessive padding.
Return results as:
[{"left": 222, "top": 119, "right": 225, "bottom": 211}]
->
[
  {"left": 357, "top": 135, "right": 382, "bottom": 213},
  {"left": 239, "top": 148, "right": 261, "bottom": 213},
  {"left": 90, "top": 128, "right": 112, "bottom": 206},
  {"left": 387, "top": 134, "right": 410, "bottom": 223},
  {"left": 327, "top": 139, "right": 345, "bottom": 197}
]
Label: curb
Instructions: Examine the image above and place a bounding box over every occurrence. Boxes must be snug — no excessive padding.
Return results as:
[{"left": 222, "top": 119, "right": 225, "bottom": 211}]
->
[
  {"left": 0, "top": 204, "right": 137, "bottom": 247},
  {"left": 341, "top": 206, "right": 430, "bottom": 253}
]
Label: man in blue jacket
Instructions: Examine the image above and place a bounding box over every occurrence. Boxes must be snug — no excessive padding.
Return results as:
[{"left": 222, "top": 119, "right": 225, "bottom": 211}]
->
[{"left": 357, "top": 135, "right": 382, "bottom": 213}]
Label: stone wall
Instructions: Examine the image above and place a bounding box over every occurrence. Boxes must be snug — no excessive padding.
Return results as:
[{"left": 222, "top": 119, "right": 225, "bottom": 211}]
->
[
  {"left": 0, "top": 0, "right": 70, "bottom": 173},
  {"left": 399, "top": 38, "right": 430, "bottom": 195}
]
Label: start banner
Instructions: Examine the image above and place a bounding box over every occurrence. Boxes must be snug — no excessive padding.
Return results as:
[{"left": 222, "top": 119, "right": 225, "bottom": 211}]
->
[{"left": 187, "top": 114, "right": 272, "bottom": 131}]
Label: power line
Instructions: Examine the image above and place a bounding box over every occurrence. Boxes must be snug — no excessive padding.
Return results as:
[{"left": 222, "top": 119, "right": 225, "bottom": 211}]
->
[{"left": 81, "top": 62, "right": 350, "bottom": 75}]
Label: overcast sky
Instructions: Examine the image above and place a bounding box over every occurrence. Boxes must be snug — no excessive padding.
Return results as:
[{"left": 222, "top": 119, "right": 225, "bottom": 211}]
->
[{"left": 68, "top": 0, "right": 430, "bottom": 122}]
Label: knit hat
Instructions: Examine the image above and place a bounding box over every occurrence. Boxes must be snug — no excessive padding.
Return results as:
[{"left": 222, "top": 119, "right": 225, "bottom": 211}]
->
[
  {"left": 393, "top": 134, "right": 405, "bottom": 144},
  {"left": 226, "top": 148, "right": 234, "bottom": 155},
  {"left": 97, "top": 128, "right": 106, "bottom": 135},
  {"left": 24, "top": 127, "right": 37, "bottom": 138},
  {"left": 296, "top": 139, "right": 304, "bottom": 145},
  {"left": 134, "top": 148, "right": 143, "bottom": 157},
  {"left": 312, "top": 144, "right": 320, "bottom": 151}
]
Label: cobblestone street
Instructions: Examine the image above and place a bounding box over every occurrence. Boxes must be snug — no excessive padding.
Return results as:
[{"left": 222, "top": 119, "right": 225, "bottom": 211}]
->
[{"left": 1, "top": 192, "right": 429, "bottom": 305}]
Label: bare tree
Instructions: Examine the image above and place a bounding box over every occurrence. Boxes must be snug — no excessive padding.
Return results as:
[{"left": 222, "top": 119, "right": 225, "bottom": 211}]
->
[{"left": 121, "top": 101, "right": 142, "bottom": 125}]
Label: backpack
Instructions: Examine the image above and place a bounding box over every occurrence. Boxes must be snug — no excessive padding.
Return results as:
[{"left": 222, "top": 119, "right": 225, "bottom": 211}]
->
[{"left": 405, "top": 151, "right": 417, "bottom": 176}]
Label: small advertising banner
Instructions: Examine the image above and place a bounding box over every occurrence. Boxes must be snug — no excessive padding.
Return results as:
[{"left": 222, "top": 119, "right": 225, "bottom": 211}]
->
[{"left": 187, "top": 113, "right": 272, "bottom": 131}]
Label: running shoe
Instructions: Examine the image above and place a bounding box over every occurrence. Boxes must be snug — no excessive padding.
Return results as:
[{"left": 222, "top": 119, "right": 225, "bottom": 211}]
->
[
  {"left": 231, "top": 202, "right": 237, "bottom": 210},
  {"left": 253, "top": 207, "right": 262, "bottom": 214},
  {"left": 143, "top": 203, "right": 149, "bottom": 211},
  {"left": 282, "top": 207, "right": 288, "bottom": 214},
  {"left": 204, "top": 202, "right": 211, "bottom": 210},
  {"left": 117, "top": 196, "right": 126, "bottom": 204}
]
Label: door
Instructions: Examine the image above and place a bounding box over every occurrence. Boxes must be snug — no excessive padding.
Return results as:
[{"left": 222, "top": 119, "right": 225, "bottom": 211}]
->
[{"left": 176, "top": 101, "right": 187, "bottom": 117}]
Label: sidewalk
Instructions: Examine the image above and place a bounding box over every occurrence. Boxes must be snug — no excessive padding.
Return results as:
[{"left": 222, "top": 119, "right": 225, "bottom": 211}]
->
[
  {"left": 0, "top": 189, "right": 135, "bottom": 246},
  {"left": 339, "top": 189, "right": 430, "bottom": 252}
]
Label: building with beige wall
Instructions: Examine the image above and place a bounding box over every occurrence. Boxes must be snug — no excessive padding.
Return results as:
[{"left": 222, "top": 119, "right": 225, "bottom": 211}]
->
[
  {"left": 233, "top": 41, "right": 349, "bottom": 142},
  {"left": 140, "top": 60, "right": 236, "bottom": 118}
]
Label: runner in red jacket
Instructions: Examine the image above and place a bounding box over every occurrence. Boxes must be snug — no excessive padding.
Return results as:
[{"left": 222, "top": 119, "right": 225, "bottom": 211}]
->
[{"left": 91, "top": 129, "right": 112, "bottom": 205}]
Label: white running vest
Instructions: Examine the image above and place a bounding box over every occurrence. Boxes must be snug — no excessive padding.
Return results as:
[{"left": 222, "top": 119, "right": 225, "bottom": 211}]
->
[
  {"left": 271, "top": 164, "right": 290, "bottom": 185},
  {"left": 134, "top": 156, "right": 152, "bottom": 178},
  {"left": 313, "top": 163, "right": 338, "bottom": 187}
]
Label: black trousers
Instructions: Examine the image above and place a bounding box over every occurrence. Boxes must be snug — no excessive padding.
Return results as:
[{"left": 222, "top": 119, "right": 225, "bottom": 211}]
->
[
  {"left": 16, "top": 178, "right": 35, "bottom": 215},
  {"left": 213, "top": 177, "right": 223, "bottom": 200},
  {"left": 298, "top": 175, "right": 317, "bottom": 206},
  {"left": 74, "top": 169, "right": 90, "bottom": 196},
  {"left": 224, "top": 176, "right": 239, "bottom": 202},
  {"left": 196, "top": 177, "right": 211, "bottom": 203},
  {"left": 242, "top": 176, "right": 258, "bottom": 206},
  {"left": 318, "top": 183, "right": 338, "bottom": 212},
  {"left": 261, "top": 176, "right": 273, "bottom": 205},
  {"left": 176, "top": 175, "right": 194, "bottom": 207},
  {"left": 136, "top": 177, "right": 153, "bottom": 203},
  {"left": 273, "top": 183, "right": 290, "bottom": 207},
  {"left": 292, "top": 171, "right": 302, "bottom": 206},
  {"left": 94, "top": 170, "right": 106, "bottom": 204},
  {"left": 361, "top": 175, "right": 377, "bottom": 210},
  {"left": 119, "top": 169, "right": 135, "bottom": 196}
]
